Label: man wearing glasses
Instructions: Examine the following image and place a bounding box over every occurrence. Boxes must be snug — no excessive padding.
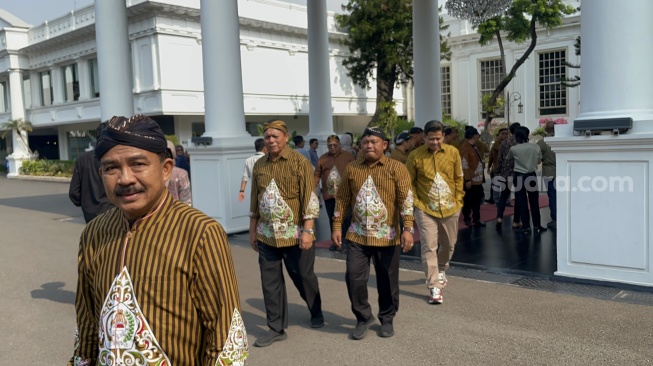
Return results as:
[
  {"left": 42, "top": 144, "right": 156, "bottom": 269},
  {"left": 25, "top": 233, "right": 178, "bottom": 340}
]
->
[{"left": 314, "top": 135, "right": 356, "bottom": 251}]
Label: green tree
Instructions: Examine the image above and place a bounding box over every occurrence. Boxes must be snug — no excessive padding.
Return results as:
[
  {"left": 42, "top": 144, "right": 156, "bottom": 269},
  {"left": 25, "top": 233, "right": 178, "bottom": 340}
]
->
[
  {"left": 336, "top": 1, "right": 450, "bottom": 126},
  {"left": 560, "top": 35, "right": 581, "bottom": 88},
  {"left": 1, "top": 118, "right": 33, "bottom": 155},
  {"left": 450, "top": 0, "right": 576, "bottom": 130}
]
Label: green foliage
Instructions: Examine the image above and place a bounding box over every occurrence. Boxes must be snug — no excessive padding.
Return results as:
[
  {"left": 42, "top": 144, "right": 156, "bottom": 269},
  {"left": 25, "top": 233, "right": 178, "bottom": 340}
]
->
[
  {"left": 531, "top": 126, "right": 547, "bottom": 137},
  {"left": 442, "top": 116, "right": 467, "bottom": 138},
  {"left": 20, "top": 160, "right": 75, "bottom": 177},
  {"left": 372, "top": 101, "right": 399, "bottom": 138},
  {"left": 165, "top": 135, "right": 179, "bottom": 147},
  {"left": 1, "top": 119, "right": 34, "bottom": 154},
  {"left": 477, "top": 0, "right": 576, "bottom": 47},
  {"left": 336, "top": 1, "right": 451, "bottom": 123},
  {"left": 481, "top": 94, "right": 505, "bottom": 115},
  {"left": 394, "top": 118, "right": 414, "bottom": 136}
]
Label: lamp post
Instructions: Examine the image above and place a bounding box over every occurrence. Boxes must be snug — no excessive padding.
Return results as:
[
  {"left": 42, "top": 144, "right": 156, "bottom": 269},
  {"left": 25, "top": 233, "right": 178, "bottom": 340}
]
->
[{"left": 506, "top": 91, "right": 523, "bottom": 123}]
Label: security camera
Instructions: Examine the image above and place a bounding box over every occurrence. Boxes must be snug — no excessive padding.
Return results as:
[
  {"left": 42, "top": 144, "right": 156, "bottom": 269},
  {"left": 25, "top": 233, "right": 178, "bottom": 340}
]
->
[
  {"left": 612, "top": 129, "right": 620, "bottom": 136},
  {"left": 584, "top": 130, "right": 592, "bottom": 137}
]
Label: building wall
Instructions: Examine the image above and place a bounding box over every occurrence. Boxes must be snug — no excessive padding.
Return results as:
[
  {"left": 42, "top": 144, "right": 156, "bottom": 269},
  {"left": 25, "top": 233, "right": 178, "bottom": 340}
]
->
[{"left": 0, "top": 0, "right": 401, "bottom": 160}]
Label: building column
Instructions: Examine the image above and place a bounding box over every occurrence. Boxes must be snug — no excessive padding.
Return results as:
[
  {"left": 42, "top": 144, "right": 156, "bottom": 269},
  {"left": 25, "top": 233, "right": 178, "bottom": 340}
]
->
[
  {"left": 94, "top": 0, "right": 133, "bottom": 120},
  {"left": 190, "top": 0, "right": 254, "bottom": 233},
  {"left": 6, "top": 69, "right": 29, "bottom": 177},
  {"left": 306, "top": 0, "right": 335, "bottom": 153},
  {"left": 548, "top": 0, "right": 653, "bottom": 286},
  {"left": 29, "top": 71, "right": 40, "bottom": 107},
  {"left": 50, "top": 66, "right": 64, "bottom": 105},
  {"left": 76, "top": 58, "right": 91, "bottom": 101},
  {"left": 412, "top": 0, "right": 441, "bottom": 126}
]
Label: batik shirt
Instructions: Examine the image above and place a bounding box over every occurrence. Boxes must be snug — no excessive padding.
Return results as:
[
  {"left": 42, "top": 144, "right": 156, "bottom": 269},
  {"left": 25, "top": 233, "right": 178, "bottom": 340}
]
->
[
  {"left": 69, "top": 193, "right": 247, "bottom": 366},
  {"left": 406, "top": 143, "right": 464, "bottom": 219},
  {"left": 166, "top": 166, "right": 192, "bottom": 205},
  {"left": 314, "top": 150, "right": 356, "bottom": 201},
  {"left": 250, "top": 146, "right": 320, "bottom": 248},
  {"left": 333, "top": 155, "right": 414, "bottom": 247}
]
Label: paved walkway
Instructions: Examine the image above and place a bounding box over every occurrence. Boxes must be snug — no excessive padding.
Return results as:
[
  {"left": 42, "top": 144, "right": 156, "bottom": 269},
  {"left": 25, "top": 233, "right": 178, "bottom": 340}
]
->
[{"left": 0, "top": 177, "right": 652, "bottom": 365}]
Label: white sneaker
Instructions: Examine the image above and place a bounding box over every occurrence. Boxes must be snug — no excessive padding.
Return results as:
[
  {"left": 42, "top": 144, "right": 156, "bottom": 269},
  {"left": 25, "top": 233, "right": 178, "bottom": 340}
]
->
[
  {"left": 438, "top": 272, "right": 447, "bottom": 287},
  {"left": 428, "top": 287, "right": 443, "bottom": 304}
]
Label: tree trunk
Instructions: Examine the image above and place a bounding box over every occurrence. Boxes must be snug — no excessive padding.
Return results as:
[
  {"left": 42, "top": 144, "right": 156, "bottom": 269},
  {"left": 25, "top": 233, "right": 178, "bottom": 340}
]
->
[
  {"left": 484, "top": 17, "right": 539, "bottom": 132},
  {"left": 369, "top": 62, "right": 397, "bottom": 127}
]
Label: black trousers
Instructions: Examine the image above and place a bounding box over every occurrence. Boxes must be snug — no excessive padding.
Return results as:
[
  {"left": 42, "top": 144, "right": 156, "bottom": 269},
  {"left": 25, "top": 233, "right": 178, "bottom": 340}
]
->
[
  {"left": 325, "top": 198, "right": 352, "bottom": 234},
  {"left": 513, "top": 172, "right": 541, "bottom": 229},
  {"left": 462, "top": 184, "right": 484, "bottom": 222},
  {"left": 258, "top": 242, "right": 322, "bottom": 332},
  {"left": 496, "top": 176, "right": 521, "bottom": 223},
  {"left": 345, "top": 240, "right": 401, "bottom": 325}
]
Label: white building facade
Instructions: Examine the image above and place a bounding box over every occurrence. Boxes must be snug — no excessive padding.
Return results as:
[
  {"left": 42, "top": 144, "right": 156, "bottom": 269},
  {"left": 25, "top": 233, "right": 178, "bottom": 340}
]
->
[{"left": 0, "top": 0, "right": 402, "bottom": 167}]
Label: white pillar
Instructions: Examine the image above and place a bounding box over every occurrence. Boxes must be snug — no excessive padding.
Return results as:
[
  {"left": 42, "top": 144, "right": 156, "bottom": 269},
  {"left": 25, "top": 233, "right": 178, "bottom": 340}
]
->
[
  {"left": 94, "top": 0, "right": 134, "bottom": 120},
  {"left": 191, "top": 0, "right": 254, "bottom": 233},
  {"left": 306, "top": 0, "right": 335, "bottom": 146},
  {"left": 573, "top": 0, "right": 653, "bottom": 133},
  {"left": 50, "top": 66, "right": 64, "bottom": 105},
  {"left": 29, "top": 71, "right": 40, "bottom": 107},
  {"left": 7, "top": 69, "right": 29, "bottom": 177},
  {"left": 412, "top": 0, "right": 441, "bottom": 126},
  {"left": 77, "top": 58, "right": 91, "bottom": 101},
  {"left": 549, "top": 0, "right": 653, "bottom": 287},
  {"left": 199, "top": 0, "right": 249, "bottom": 139}
]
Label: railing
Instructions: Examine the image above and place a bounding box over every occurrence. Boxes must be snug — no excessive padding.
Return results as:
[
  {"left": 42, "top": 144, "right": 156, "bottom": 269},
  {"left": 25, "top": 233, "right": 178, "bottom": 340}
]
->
[{"left": 27, "top": 5, "right": 95, "bottom": 44}]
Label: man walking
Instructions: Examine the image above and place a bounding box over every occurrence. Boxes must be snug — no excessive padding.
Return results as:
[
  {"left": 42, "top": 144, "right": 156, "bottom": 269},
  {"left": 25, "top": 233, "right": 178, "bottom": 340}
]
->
[
  {"left": 68, "top": 122, "right": 114, "bottom": 223},
  {"left": 309, "top": 138, "right": 319, "bottom": 168},
  {"left": 406, "top": 120, "right": 464, "bottom": 304},
  {"left": 314, "top": 134, "right": 355, "bottom": 251},
  {"left": 249, "top": 120, "right": 323, "bottom": 347},
  {"left": 389, "top": 131, "right": 412, "bottom": 164},
  {"left": 293, "top": 135, "right": 312, "bottom": 162},
  {"left": 538, "top": 121, "right": 557, "bottom": 229},
  {"left": 495, "top": 122, "right": 521, "bottom": 229},
  {"left": 69, "top": 115, "right": 246, "bottom": 366},
  {"left": 238, "top": 138, "right": 266, "bottom": 202},
  {"left": 458, "top": 127, "right": 486, "bottom": 227},
  {"left": 332, "top": 127, "right": 414, "bottom": 340}
]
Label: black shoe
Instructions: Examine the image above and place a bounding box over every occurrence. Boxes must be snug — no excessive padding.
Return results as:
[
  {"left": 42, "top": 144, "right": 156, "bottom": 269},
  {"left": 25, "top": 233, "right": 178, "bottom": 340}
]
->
[
  {"left": 379, "top": 323, "right": 394, "bottom": 338},
  {"left": 463, "top": 218, "right": 472, "bottom": 226},
  {"left": 486, "top": 199, "right": 495, "bottom": 204},
  {"left": 329, "top": 244, "right": 338, "bottom": 251},
  {"left": 517, "top": 227, "right": 532, "bottom": 235},
  {"left": 473, "top": 221, "right": 486, "bottom": 227},
  {"left": 310, "top": 315, "right": 324, "bottom": 328},
  {"left": 547, "top": 220, "right": 557, "bottom": 229},
  {"left": 254, "top": 329, "right": 287, "bottom": 347},
  {"left": 535, "top": 226, "right": 548, "bottom": 233},
  {"left": 351, "top": 316, "right": 375, "bottom": 340}
]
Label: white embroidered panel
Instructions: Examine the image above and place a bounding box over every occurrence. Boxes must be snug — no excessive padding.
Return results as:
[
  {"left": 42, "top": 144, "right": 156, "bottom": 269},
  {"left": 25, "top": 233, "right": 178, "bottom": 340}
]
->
[
  {"left": 326, "top": 165, "right": 341, "bottom": 196},
  {"left": 350, "top": 175, "right": 395, "bottom": 239},
  {"left": 427, "top": 172, "right": 455, "bottom": 212},
  {"left": 257, "top": 178, "right": 299, "bottom": 239},
  {"left": 304, "top": 191, "right": 320, "bottom": 219},
  {"left": 216, "top": 308, "right": 249, "bottom": 366},
  {"left": 98, "top": 267, "right": 171, "bottom": 366}
]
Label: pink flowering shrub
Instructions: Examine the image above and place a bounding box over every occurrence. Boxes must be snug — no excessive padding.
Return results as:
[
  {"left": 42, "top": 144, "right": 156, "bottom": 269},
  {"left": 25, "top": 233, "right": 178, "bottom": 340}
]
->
[
  {"left": 539, "top": 117, "right": 568, "bottom": 126},
  {"left": 477, "top": 119, "right": 508, "bottom": 137}
]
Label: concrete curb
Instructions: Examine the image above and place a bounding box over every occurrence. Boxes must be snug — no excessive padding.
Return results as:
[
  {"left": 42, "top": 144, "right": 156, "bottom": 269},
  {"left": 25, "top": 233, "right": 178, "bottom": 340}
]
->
[{"left": 6, "top": 174, "right": 72, "bottom": 183}]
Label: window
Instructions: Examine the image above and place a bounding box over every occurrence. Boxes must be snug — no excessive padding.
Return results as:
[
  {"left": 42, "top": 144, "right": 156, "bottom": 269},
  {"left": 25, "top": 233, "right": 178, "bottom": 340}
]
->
[
  {"left": 63, "top": 64, "right": 80, "bottom": 102},
  {"left": 538, "top": 50, "right": 567, "bottom": 116},
  {"left": 0, "top": 81, "right": 7, "bottom": 112},
  {"left": 23, "top": 75, "right": 32, "bottom": 109},
  {"left": 40, "top": 71, "right": 53, "bottom": 106},
  {"left": 441, "top": 66, "right": 452, "bottom": 118},
  {"left": 89, "top": 58, "right": 100, "bottom": 98},
  {"left": 479, "top": 59, "right": 505, "bottom": 118}
]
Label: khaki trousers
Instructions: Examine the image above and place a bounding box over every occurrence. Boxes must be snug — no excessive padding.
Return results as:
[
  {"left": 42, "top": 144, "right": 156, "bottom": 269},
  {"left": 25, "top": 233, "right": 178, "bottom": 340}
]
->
[{"left": 414, "top": 208, "right": 460, "bottom": 289}]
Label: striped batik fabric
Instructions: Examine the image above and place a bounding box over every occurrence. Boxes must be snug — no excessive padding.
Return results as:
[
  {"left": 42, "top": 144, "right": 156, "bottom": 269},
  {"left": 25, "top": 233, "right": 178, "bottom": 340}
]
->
[
  {"left": 70, "top": 192, "right": 242, "bottom": 366},
  {"left": 333, "top": 155, "right": 414, "bottom": 247},
  {"left": 250, "top": 146, "right": 319, "bottom": 248}
]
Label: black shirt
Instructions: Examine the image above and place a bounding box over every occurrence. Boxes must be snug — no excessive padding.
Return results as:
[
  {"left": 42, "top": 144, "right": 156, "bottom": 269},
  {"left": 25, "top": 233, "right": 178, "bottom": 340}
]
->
[{"left": 68, "top": 150, "right": 114, "bottom": 223}]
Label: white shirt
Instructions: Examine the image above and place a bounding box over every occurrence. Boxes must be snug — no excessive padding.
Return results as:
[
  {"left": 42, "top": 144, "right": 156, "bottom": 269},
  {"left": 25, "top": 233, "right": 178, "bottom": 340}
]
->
[{"left": 242, "top": 152, "right": 265, "bottom": 182}]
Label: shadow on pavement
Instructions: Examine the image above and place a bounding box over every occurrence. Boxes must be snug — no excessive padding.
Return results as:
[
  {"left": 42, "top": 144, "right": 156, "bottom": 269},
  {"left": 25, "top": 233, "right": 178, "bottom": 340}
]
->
[
  {"left": 0, "top": 194, "right": 80, "bottom": 217},
  {"left": 31, "top": 282, "right": 75, "bottom": 304}
]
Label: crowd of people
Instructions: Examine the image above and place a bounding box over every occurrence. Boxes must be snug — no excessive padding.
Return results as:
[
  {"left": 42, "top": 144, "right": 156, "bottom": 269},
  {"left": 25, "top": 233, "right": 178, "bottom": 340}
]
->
[{"left": 66, "top": 115, "right": 557, "bottom": 363}]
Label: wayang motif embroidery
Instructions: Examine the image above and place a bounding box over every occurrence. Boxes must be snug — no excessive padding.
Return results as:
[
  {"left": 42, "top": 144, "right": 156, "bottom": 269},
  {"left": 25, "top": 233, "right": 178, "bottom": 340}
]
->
[
  {"left": 427, "top": 172, "right": 455, "bottom": 212},
  {"left": 304, "top": 192, "right": 320, "bottom": 220},
  {"left": 326, "top": 165, "right": 341, "bottom": 196},
  {"left": 350, "top": 175, "right": 395, "bottom": 239},
  {"left": 216, "top": 308, "right": 249, "bottom": 366},
  {"left": 402, "top": 189, "right": 414, "bottom": 216},
  {"left": 98, "top": 267, "right": 171, "bottom": 366},
  {"left": 257, "top": 179, "right": 299, "bottom": 239}
]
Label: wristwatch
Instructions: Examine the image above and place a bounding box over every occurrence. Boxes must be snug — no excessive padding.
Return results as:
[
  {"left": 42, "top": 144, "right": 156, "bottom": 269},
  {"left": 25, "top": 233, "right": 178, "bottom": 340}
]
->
[
  {"left": 303, "top": 228, "right": 315, "bottom": 235},
  {"left": 404, "top": 227, "right": 414, "bottom": 234}
]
